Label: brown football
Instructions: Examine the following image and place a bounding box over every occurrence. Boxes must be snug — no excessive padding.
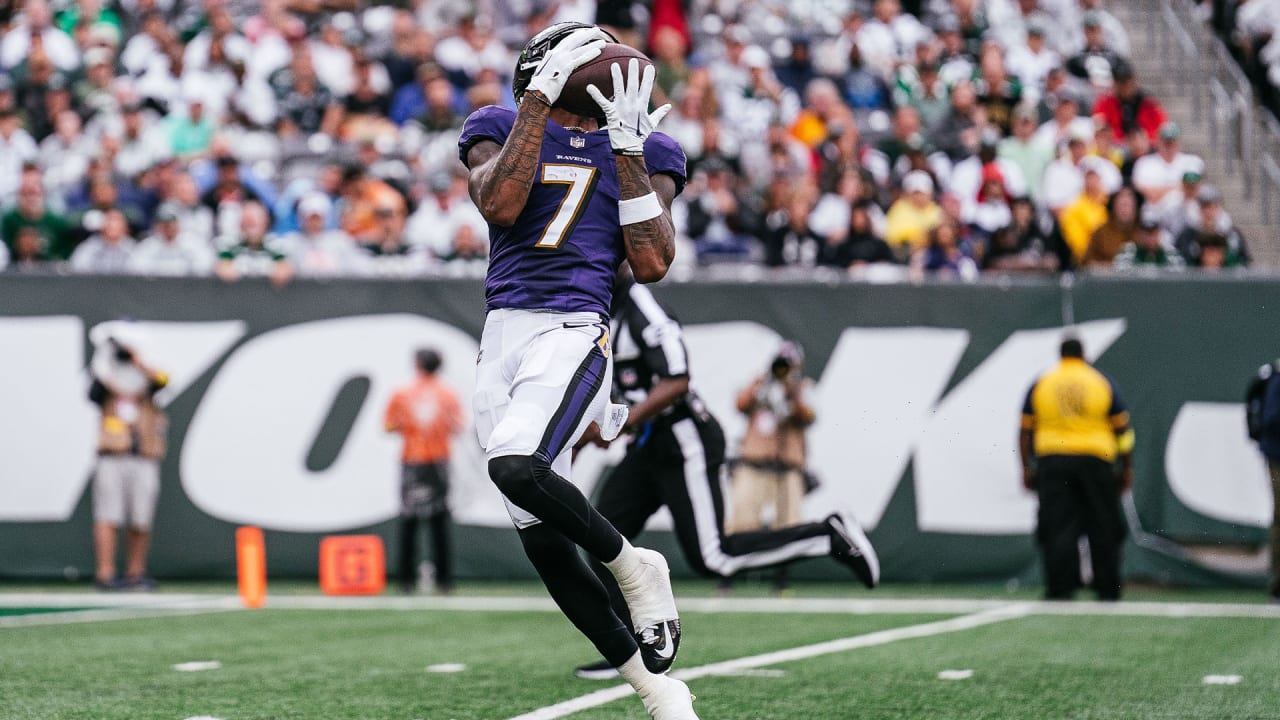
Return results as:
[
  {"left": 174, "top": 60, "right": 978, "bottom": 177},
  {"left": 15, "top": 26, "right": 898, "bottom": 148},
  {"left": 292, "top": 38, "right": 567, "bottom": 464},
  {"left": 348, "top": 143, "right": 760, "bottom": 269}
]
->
[{"left": 556, "top": 43, "right": 654, "bottom": 119}]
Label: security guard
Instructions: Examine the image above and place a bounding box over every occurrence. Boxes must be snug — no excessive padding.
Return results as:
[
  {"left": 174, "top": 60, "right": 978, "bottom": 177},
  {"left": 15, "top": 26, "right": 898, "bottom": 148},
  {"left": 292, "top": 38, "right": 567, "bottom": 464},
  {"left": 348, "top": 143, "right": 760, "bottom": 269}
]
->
[{"left": 1020, "top": 336, "right": 1134, "bottom": 601}]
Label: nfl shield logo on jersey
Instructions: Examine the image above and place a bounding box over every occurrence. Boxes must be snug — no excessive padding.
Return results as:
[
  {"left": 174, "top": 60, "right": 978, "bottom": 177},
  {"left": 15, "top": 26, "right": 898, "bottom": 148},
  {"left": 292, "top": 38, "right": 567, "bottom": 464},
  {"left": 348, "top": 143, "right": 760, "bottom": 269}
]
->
[{"left": 570, "top": 135, "right": 586, "bottom": 148}]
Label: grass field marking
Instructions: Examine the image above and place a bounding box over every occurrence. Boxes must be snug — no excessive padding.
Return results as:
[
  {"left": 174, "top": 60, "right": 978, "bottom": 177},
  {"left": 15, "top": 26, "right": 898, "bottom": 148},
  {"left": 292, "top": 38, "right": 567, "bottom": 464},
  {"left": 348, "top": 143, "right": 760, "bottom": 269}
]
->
[
  {"left": 425, "top": 663, "right": 467, "bottom": 673},
  {"left": 6, "top": 592, "right": 1280, "bottom": 618},
  {"left": 1030, "top": 600, "right": 1280, "bottom": 619},
  {"left": 172, "top": 661, "right": 223, "bottom": 672},
  {"left": 504, "top": 604, "right": 1032, "bottom": 720},
  {"left": 0, "top": 592, "right": 238, "bottom": 608},
  {"left": 225, "top": 594, "right": 1280, "bottom": 619},
  {"left": 0, "top": 603, "right": 241, "bottom": 629}
]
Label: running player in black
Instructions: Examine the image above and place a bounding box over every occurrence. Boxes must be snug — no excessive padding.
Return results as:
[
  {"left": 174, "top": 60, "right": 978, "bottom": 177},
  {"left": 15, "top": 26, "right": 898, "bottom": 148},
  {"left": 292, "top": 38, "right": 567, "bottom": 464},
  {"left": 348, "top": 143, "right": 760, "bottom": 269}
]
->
[{"left": 572, "top": 270, "right": 880, "bottom": 679}]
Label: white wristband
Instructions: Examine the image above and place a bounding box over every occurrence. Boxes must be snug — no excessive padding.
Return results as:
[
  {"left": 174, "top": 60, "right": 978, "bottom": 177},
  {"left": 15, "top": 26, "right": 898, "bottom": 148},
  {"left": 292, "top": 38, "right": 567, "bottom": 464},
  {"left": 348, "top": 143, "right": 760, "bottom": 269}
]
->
[{"left": 619, "top": 192, "right": 663, "bottom": 225}]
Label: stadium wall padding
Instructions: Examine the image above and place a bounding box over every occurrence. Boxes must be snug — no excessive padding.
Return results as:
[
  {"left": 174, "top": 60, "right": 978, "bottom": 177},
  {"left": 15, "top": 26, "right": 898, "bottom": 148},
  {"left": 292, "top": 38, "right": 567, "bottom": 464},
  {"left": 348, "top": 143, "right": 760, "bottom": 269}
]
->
[{"left": 0, "top": 274, "right": 1274, "bottom": 588}]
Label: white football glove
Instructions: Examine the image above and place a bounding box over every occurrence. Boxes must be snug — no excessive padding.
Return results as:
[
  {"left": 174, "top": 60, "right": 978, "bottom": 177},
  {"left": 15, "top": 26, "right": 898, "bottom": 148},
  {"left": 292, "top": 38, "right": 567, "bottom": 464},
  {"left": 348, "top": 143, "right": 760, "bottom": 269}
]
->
[
  {"left": 587, "top": 58, "right": 673, "bottom": 156},
  {"left": 524, "top": 27, "right": 609, "bottom": 105}
]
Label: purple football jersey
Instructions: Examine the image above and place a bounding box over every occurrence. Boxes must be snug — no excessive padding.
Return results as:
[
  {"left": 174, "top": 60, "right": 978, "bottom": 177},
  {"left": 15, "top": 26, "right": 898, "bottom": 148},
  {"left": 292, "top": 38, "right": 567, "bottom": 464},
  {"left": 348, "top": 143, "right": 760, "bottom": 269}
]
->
[{"left": 459, "top": 105, "right": 687, "bottom": 318}]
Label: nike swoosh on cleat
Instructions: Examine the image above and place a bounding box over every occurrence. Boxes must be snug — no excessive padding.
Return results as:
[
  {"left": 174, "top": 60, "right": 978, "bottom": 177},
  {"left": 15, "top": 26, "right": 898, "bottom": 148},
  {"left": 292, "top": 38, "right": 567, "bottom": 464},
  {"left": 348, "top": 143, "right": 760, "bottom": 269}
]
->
[{"left": 650, "top": 623, "right": 674, "bottom": 660}]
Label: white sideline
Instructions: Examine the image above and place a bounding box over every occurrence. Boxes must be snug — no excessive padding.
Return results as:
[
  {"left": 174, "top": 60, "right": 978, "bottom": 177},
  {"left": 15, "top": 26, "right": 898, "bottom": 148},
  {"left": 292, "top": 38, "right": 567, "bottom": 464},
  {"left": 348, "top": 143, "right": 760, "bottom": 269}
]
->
[
  {"left": 504, "top": 604, "right": 1033, "bottom": 720},
  {"left": 3, "top": 592, "right": 1280, "bottom": 629}
]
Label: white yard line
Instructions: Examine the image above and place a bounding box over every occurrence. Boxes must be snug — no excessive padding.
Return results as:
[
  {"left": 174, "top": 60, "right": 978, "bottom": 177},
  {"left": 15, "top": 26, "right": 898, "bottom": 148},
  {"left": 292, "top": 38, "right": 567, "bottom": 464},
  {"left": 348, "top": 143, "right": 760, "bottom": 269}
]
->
[
  {"left": 0, "top": 592, "right": 240, "bottom": 608},
  {"left": 0, "top": 603, "right": 242, "bottom": 629},
  {"left": 504, "top": 604, "right": 1033, "bottom": 720},
  {"left": 3, "top": 592, "right": 1278, "bottom": 629}
]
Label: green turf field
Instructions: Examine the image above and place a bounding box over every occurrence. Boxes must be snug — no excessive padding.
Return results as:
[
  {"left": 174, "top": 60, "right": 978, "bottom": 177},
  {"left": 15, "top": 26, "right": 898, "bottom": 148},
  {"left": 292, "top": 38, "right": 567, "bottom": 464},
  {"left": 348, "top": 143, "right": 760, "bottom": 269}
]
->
[{"left": 2, "top": 583, "right": 1278, "bottom": 720}]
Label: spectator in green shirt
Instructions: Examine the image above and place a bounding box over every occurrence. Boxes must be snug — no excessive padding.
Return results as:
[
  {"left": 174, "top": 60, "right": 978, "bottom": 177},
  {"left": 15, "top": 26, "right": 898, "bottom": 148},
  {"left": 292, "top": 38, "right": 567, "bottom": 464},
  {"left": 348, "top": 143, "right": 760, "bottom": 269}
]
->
[
  {"left": 1, "top": 175, "right": 71, "bottom": 259},
  {"left": 55, "top": 0, "right": 123, "bottom": 37},
  {"left": 166, "top": 91, "right": 217, "bottom": 159},
  {"left": 1114, "top": 210, "right": 1185, "bottom": 270}
]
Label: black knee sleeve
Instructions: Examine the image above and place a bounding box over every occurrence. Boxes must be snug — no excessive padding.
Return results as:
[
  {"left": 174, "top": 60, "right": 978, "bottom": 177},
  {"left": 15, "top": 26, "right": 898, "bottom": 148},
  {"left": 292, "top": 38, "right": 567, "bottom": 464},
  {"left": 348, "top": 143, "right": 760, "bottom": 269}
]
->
[
  {"left": 489, "top": 453, "right": 624, "bottom": 562},
  {"left": 488, "top": 455, "right": 537, "bottom": 505}
]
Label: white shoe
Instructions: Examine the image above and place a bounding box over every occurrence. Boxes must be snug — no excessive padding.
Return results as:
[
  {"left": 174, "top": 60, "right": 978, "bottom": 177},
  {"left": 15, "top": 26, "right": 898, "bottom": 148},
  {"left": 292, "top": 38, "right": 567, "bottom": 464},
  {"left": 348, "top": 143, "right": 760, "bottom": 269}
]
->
[
  {"left": 617, "top": 548, "right": 682, "bottom": 672},
  {"left": 639, "top": 674, "right": 698, "bottom": 720}
]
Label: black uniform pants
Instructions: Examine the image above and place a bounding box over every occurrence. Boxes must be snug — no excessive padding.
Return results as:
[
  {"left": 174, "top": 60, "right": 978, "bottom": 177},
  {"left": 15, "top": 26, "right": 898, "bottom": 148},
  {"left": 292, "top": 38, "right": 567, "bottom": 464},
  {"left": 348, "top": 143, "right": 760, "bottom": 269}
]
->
[
  {"left": 591, "top": 414, "right": 834, "bottom": 625},
  {"left": 398, "top": 463, "right": 452, "bottom": 589},
  {"left": 1035, "top": 455, "right": 1127, "bottom": 601}
]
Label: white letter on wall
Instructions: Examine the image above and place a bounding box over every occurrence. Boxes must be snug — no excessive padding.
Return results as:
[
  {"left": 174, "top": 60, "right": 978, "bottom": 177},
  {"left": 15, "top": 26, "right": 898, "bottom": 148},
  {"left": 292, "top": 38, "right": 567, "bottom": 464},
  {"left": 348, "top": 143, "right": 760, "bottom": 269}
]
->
[
  {"left": 181, "top": 314, "right": 488, "bottom": 532},
  {"left": 0, "top": 317, "right": 96, "bottom": 520},
  {"left": 806, "top": 327, "right": 969, "bottom": 529},
  {"left": 1166, "top": 402, "right": 1272, "bottom": 528},
  {"left": 914, "top": 319, "right": 1126, "bottom": 534}
]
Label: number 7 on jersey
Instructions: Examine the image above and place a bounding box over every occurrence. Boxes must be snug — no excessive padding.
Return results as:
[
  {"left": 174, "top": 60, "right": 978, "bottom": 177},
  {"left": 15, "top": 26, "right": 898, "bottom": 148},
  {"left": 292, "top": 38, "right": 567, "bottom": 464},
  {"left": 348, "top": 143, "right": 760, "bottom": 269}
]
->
[{"left": 535, "top": 164, "right": 599, "bottom": 249}]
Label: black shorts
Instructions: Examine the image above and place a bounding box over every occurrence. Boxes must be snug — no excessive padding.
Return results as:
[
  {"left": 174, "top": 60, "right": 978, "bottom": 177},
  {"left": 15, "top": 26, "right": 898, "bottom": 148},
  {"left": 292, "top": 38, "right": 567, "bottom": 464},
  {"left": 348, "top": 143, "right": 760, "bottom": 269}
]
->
[{"left": 401, "top": 462, "right": 449, "bottom": 518}]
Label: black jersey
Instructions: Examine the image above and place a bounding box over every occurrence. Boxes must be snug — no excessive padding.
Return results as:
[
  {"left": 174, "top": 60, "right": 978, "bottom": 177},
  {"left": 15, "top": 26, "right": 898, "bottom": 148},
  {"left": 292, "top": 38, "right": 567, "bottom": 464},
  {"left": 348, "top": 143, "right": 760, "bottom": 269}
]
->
[{"left": 609, "top": 281, "right": 702, "bottom": 421}]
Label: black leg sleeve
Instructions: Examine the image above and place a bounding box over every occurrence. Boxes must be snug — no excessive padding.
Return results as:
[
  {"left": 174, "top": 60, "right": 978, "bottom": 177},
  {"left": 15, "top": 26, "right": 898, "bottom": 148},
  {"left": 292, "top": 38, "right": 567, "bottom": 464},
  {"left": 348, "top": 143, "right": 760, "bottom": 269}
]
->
[
  {"left": 490, "top": 455, "right": 625, "bottom": 562},
  {"left": 518, "top": 523, "right": 637, "bottom": 667}
]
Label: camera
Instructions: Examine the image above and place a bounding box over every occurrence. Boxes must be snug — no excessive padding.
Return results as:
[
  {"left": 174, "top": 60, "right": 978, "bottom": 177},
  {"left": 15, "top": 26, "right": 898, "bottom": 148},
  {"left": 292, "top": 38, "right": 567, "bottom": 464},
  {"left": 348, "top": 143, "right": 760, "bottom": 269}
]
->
[
  {"left": 770, "top": 355, "right": 792, "bottom": 378},
  {"left": 768, "top": 341, "right": 804, "bottom": 379}
]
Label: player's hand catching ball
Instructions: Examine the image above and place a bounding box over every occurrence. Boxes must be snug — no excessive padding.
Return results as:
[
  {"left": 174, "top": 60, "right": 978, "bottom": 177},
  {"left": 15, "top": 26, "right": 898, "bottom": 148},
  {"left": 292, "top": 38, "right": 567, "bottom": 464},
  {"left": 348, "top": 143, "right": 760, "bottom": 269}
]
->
[
  {"left": 525, "top": 27, "right": 609, "bottom": 106},
  {"left": 587, "top": 58, "right": 672, "bottom": 157}
]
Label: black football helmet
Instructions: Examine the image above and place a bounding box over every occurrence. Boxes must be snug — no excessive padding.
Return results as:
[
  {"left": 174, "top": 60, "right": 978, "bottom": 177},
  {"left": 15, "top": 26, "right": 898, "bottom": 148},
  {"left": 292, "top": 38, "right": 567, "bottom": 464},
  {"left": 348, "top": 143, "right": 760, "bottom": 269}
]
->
[{"left": 511, "top": 21, "right": 617, "bottom": 104}]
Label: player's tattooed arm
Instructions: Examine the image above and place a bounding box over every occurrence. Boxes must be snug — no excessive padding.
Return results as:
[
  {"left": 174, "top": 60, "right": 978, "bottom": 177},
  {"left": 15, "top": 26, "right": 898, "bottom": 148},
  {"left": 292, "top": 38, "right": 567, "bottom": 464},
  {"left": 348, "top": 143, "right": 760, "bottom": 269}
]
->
[
  {"left": 617, "top": 159, "right": 676, "bottom": 283},
  {"left": 466, "top": 100, "right": 552, "bottom": 227}
]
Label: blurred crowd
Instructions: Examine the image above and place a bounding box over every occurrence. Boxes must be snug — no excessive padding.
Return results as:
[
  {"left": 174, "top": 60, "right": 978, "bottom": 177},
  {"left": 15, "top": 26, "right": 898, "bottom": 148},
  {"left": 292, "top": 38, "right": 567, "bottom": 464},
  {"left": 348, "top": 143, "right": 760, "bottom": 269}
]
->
[
  {"left": 1208, "top": 0, "right": 1280, "bottom": 124},
  {"left": 0, "top": 0, "right": 1253, "bottom": 281}
]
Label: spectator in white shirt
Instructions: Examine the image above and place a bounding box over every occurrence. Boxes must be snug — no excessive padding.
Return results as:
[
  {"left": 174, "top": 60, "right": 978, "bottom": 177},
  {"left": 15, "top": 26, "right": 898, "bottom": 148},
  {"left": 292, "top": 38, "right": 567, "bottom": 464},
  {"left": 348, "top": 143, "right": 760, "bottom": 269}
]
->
[
  {"left": 1131, "top": 122, "right": 1204, "bottom": 205},
  {"left": 275, "top": 192, "right": 368, "bottom": 277},
  {"left": 708, "top": 24, "right": 754, "bottom": 110},
  {"left": 1069, "top": 0, "right": 1132, "bottom": 58},
  {"left": 39, "top": 110, "right": 95, "bottom": 203},
  {"left": 168, "top": 170, "right": 216, "bottom": 241},
  {"left": 182, "top": 5, "right": 250, "bottom": 75},
  {"left": 1034, "top": 89, "right": 1093, "bottom": 150},
  {"left": 857, "top": 0, "right": 931, "bottom": 78},
  {"left": 127, "top": 202, "right": 215, "bottom": 276},
  {"left": 112, "top": 101, "right": 171, "bottom": 179},
  {"left": 70, "top": 210, "right": 136, "bottom": 273},
  {"left": 1006, "top": 23, "right": 1061, "bottom": 90},
  {"left": 432, "top": 14, "right": 510, "bottom": 91},
  {"left": 1042, "top": 125, "right": 1122, "bottom": 212},
  {"left": 120, "top": 10, "right": 171, "bottom": 77},
  {"left": 0, "top": 108, "right": 39, "bottom": 207},
  {"left": 404, "top": 170, "right": 488, "bottom": 261},
  {"left": 0, "top": 0, "right": 81, "bottom": 72}
]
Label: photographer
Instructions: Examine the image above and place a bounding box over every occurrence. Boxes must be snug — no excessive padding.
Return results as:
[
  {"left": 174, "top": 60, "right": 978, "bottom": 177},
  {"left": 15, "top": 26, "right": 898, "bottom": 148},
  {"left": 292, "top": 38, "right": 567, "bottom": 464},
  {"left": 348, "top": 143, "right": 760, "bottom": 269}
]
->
[
  {"left": 726, "top": 342, "right": 818, "bottom": 589},
  {"left": 88, "top": 323, "right": 169, "bottom": 591}
]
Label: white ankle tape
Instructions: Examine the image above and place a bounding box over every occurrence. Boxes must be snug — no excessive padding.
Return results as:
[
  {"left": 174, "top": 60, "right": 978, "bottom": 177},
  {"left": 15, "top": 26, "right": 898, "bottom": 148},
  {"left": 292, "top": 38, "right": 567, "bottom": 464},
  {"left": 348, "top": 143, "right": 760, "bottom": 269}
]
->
[{"left": 619, "top": 192, "right": 662, "bottom": 225}]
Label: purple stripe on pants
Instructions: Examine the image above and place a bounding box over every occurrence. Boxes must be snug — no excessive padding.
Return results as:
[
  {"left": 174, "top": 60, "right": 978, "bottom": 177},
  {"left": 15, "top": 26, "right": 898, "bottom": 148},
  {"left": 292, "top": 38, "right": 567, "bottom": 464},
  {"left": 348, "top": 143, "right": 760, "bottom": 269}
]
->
[{"left": 538, "top": 345, "right": 607, "bottom": 462}]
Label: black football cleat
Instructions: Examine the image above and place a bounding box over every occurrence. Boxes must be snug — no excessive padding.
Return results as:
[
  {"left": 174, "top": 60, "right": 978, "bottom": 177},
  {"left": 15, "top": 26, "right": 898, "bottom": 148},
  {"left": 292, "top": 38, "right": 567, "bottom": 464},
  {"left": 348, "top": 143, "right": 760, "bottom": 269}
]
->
[{"left": 827, "top": 512, "right": 880, "bottom": 589}]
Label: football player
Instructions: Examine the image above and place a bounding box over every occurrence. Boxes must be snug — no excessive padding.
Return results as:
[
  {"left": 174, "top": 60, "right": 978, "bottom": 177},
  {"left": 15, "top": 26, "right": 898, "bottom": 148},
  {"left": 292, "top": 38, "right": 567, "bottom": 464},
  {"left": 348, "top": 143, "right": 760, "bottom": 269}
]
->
[
  {"left": 572, "top": 269, "right": 880, "bottom": 680},
  {"left": 459, "top": 22, "right": 697, "bottom": 720}
]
